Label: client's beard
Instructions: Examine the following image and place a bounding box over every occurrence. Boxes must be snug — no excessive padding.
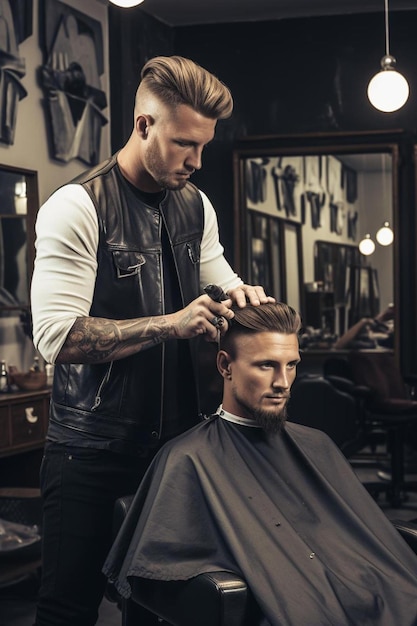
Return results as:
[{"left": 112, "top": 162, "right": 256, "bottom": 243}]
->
[
  {"left": 252, "top": 405, "right": 288, "bottom": 434},
  {"left": 232, "top": 389, "right": 289, "bottom": 434}
]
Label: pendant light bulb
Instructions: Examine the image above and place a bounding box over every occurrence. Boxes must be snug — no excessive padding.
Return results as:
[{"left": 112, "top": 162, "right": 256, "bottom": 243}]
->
[
  {"left": 376, "top": 221, "right": 394, "bottom": 245},
  {"left": 359, "top": 234, "right": 376, "bottom": 256},
  {"left": 109, "top": 0, "right": 144, "bottom": 7},
  {"left": 367, "top": 0, "right": 409, "bottom": 112},
  {"left": 367, "top": 56, "right": 409, "bottom": 112}
]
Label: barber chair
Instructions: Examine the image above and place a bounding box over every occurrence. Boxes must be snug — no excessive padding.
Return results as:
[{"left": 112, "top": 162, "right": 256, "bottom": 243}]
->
[
  {"left": 323, "top": 356, "right": 386, "bottom": 457},
  {"left": 288, "top": 374, "right": 366, "bottom": 458},
  {"left": 108, "top": 496, "right": 417, "bottom": 626},
  {"left": 347, "top": 351, "right": 417, "bottom": 507},
  {"left": 107, "top": 495, "right": 262, "bottom": 626}
]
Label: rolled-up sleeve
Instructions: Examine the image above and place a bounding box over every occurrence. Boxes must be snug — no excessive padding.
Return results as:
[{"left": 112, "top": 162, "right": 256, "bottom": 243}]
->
[{"left": 30, "top": 185, "right": 99, "bottom": 363}]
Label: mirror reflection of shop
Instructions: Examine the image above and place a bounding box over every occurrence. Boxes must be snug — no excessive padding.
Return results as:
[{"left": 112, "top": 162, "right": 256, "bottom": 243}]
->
[{"left": 0, "top": 171, "right": 28, "bottom": 308}]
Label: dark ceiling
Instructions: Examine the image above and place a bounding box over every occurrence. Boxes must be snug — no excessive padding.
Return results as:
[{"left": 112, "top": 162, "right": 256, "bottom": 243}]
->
[{"left": 137, "top": 0, "right": 417, "bottom": 26}]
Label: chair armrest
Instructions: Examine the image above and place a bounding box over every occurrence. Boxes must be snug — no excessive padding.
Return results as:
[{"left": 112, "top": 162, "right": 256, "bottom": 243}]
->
[
  {"left": 112, "top": 494, "right": 135, "bottom": 536},
  {"left": 131, "top": 570, "right": 251, "bottom": 626},
  {"left": 110, "top": 495, "right": 256, "bottom": 625},
  {"left": 326, "top": 375, "right": 373, "bottom": 400},
  {"left": 392, "top": 519, "right": 417, "bottom": 555}
]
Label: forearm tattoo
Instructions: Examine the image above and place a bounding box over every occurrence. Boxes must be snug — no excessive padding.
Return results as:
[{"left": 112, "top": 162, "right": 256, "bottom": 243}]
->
[{"left": 61, "top": 316, "right": 174, "bottom": 363}]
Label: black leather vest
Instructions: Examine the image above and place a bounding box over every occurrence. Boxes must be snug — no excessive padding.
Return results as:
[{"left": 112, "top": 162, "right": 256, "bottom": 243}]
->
[{"left": 49, "top": 155, "right": 204, "bottom": 451}]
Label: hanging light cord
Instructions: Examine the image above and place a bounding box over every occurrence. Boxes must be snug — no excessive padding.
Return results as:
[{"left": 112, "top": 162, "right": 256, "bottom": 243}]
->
[{"left": 384, "top": 0, "right": 390, "bottom": 57}]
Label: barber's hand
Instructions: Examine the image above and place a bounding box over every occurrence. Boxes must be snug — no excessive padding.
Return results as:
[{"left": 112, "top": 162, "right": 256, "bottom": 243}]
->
[
  {"left": 170, "top": 294, "right": 234, "bottom": 341},
  {"left": 226, "top": 284, "right": 275, "bottom": 308}
]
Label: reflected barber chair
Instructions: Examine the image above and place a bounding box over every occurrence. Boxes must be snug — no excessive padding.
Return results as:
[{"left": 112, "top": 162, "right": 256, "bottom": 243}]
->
[
  {"left": 287, "top": 373, "right": 366, "bottom": 458},
  {"left": 108, "top": 496, "right": 417, "bottom": 626},
  {"left": 347, "top": 351, "right": 417, "bottom": 507}
]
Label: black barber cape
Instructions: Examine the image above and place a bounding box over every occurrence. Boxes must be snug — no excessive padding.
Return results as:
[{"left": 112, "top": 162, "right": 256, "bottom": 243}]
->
[{"left": 103, "top": 415, "right": 417, "bottom": 625}]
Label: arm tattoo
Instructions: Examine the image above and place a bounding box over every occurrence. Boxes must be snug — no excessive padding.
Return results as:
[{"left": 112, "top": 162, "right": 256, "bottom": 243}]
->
[{"left": 59, "top": 316, "right": 174, "bottom": 363}]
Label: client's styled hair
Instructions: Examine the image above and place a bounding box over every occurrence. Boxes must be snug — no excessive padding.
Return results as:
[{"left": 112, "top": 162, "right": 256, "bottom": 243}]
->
[{"left": 220, "top": 302, "right": 302, "bottom": 357}]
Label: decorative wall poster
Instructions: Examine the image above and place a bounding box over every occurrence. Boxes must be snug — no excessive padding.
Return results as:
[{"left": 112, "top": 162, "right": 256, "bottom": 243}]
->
[
  {"left": 39, "top": 0, "right": 108, "bottom": 165},
  {"left": 0, "top": 0, "right": 32, "bottom": 145}
]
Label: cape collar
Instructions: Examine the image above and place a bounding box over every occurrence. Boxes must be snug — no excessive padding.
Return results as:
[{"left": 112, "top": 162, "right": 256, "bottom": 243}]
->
[{"left": 217, "top": 405, "right": 261, "bottom": 428}]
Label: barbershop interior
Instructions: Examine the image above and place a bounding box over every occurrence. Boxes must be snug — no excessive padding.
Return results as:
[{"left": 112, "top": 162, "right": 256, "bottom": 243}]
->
[{"left": 2, "top": 0, "right": 417, "bottom": 624}]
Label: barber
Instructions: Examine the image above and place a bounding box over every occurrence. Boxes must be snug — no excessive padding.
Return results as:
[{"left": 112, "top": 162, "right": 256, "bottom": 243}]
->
[{"left": 31, "top": 55, "right": 273, "bottom": 626}]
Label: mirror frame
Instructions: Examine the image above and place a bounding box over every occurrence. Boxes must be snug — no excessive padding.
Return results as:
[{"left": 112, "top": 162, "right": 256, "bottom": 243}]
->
[
  {"left": 233, "top": 130, "right": 415, "bottom": 381},
  {"left": 0, "top": 163, "right": 39, "bottom": 312}
]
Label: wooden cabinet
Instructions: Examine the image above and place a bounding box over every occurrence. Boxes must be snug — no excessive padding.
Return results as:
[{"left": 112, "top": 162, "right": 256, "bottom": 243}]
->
[
  {"left": 0, "top": 389, "right": 50, "bottom": 458},
  {"left": 0, "top": 389, "right": 50, "bottom": 488}
]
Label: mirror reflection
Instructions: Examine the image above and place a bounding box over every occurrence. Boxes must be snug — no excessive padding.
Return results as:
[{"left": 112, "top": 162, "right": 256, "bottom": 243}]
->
[
  {"left": 0, "top": 166, "right": 37, "bottom": 309},
  {"left": 235, "top": 143, "right": 396, "bottom": 353}
]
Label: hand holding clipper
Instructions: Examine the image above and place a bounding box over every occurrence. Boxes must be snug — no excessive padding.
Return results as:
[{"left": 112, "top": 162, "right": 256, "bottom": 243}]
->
[
  {"left": 204, "top": 284, "right": 229, "bottom": 303},
  {"left": 204, "top": 284, "right": 230, "bottom": 329}
]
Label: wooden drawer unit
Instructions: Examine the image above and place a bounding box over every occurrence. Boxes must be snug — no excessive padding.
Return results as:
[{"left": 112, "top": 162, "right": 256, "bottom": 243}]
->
[
  {"left": 0, "top": 389, "right": 50, "bottom": 457},
  {"left": 11, "top": 398, "right": 46, "bottom": 447},
  {"left": 0, "top": 405, "right": 9, "bottom": 451}
]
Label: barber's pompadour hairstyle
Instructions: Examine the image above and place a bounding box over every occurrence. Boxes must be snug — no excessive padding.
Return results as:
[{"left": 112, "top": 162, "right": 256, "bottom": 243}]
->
[
  {"left": 140, "top": 55, "right": 233, "bottom": 120},
  {"left": 220, "top": 302, "right": 302, "bottom": 355}
]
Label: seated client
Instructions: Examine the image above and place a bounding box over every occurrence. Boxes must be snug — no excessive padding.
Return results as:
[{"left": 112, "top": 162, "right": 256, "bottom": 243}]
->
[{"left": 104, "top": 302, "right": 417, "bottom": 625}]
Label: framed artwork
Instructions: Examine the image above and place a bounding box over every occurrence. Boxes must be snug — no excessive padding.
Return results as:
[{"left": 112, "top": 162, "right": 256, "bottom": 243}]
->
[
  {"left": 0, "top": 0, "right": 33, "bottom": 145},
  {"left": 39, "top": 0, "right": 108, "bottom": 165}
]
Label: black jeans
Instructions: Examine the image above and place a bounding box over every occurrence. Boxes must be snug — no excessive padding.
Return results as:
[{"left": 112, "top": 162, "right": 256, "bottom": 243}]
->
[{"left": 35, "top": 443, "right": 158, "bottom": 626}]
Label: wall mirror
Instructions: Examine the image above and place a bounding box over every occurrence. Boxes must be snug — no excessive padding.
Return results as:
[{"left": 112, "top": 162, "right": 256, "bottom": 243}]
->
[
  {"left": 233, "top": 131, "right": 412, "bottom": 363},
  {"left": 0, "top": 164, "right": 39, "bottom": 311}
]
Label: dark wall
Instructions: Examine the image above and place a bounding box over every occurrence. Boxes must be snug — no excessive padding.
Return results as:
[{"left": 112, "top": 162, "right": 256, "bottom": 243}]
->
[{"left": 108, "top": 6, "right": 175, "bottom": 152}]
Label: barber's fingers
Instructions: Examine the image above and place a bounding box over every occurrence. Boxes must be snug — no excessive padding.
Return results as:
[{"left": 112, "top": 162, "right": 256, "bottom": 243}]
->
[
  {"left": 171, "top": 295, "right": 231, "bottom": 340},
  {"left": 227, "top": 284, "right": 275, "bottom": 308}
]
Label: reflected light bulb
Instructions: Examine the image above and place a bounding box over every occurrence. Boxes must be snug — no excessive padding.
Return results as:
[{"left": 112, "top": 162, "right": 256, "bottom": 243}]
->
[
  {"left": 376, "top": 221, "right": 394, "bottom": 246},
  {"left": 109, "top": 0, "right": 144, "bottom": 6},
  {"left": 367, "top": 55, "right": 409, "bottom": 112},
  {"left": 359, "top": 234, "right": 375, "bottom": 256}
]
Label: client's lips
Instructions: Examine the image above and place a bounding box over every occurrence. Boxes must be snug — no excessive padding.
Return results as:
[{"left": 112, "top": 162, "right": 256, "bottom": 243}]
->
[{"left": 265, "top": 394, "right": 289, "bottom": 403}]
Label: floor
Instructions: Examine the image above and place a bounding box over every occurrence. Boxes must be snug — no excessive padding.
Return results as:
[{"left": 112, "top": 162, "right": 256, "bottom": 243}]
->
[
  {"left": 2, "top": 449, "right": 417, "bottom": 626},
  {"left": 0, "top": 576, "right": 121, "bottom": 626}
]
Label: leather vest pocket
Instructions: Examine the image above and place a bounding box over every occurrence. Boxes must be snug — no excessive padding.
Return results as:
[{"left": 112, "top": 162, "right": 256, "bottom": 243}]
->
[
  {"left": 112, "top": 250, "right": 146, "bottom": 279},
  {"left": 186, "top": 240, "right": 200, "bottom": 264}
]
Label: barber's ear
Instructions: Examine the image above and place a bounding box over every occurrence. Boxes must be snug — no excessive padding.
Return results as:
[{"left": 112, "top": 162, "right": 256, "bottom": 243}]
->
[
  {"left": 217, "top": 350, "right": 232, "bottom": 379},
  {"left": 137, "top": 115, "right": 150, "bottom": 138}
]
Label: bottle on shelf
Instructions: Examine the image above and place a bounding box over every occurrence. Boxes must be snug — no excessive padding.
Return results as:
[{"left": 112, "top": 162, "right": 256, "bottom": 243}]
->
[
  {"left": 45, "top": 363, "right": 54, "bottom": 387},
  {"left": 0, "top": 360, "right": 9, "bottom": 393},
  {"left": 31, "top": 356, "right": 41, "bottom": 372}
]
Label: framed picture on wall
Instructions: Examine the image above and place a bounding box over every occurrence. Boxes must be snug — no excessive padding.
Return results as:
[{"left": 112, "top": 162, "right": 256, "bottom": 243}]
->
[
  {"left": 39, "top": 0, "right": 109, "bottom": 165},
  {"left": 245, "top": 156, "right": 303, "bottom": 223},
  {"left": 0, "top": 0, "right": 32, "bottom": 145}
]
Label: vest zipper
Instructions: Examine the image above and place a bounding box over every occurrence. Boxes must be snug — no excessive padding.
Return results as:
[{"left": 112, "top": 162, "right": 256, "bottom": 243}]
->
[
  {"left": 158, "top": 207, "right": 166, "bottom": 439},
  {"left": 91, "top": 361, "right": 114, "bottom": 410}
]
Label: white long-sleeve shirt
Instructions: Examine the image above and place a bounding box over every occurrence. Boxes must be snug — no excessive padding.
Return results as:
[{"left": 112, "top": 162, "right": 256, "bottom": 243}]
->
[{"left": 31, "top": 184, "right": 242, "bottom": 363}]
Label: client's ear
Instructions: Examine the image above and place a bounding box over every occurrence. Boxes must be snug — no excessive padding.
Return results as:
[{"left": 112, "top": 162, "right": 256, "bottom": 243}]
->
[{"left": 217, "top": 350, "right": 232, "bottom": 379}]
